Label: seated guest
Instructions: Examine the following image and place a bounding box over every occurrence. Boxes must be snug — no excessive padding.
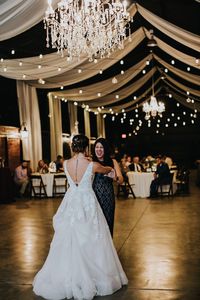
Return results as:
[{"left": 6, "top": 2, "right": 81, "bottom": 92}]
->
[
  {"left": 125, "top": 155, "right": 132, "bottom": 167},
  {"left": 149, "top": 155, "right": 171, "bottom": 198},
  {"left": 49, "top": 155, "right": 64, "bottom": 173},
  {"left": 14, "top": 160, "right": 30, "bottom": 197},
  {"left": 37, "top": 160, "right": 49, "bottom": 174},
  {"left": 55, "top": 155, "right": 64, "bottom": 172},
  {"left": 163, "top": 155, "right": 173, "bottom": 168},
  {"left": 119, "top": 157, "right": 130, "bottom": 176},
  {"left": 129, "top": 156, "right": 144, "bottom": 172}
]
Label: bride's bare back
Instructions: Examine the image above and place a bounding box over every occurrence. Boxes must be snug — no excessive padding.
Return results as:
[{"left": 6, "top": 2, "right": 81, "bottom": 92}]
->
[
  {"left": 66, "top": 153, "right": 113, "bottom": 185},
  {"left": 66, "top": 154, "right": 91, "bottom": 184}
]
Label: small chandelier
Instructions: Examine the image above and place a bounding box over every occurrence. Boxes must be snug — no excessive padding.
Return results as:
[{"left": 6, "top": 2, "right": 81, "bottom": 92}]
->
[
  {"left": 44, "top": 0, "right": 131, "bottom": 60},
  {"left": 143, "top": 71, "right": 165, "bottom": 119},
  {"left": 143, "top": 95, "right": 165, "bottom": 119}
]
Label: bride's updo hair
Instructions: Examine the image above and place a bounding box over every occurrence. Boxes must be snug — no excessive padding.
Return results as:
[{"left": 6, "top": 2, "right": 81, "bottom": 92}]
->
[{"left": 71, "top": 134, "right": 89, "bottom": 153}]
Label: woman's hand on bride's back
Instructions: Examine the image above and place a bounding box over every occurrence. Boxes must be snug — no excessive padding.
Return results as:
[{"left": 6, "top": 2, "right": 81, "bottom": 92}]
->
[{"left": 105, "top": 168, "right": 116, "bottom": 179}]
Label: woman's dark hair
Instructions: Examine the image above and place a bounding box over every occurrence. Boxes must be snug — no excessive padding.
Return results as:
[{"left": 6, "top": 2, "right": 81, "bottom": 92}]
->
[
  {"left": 71, "top": 134, "right": 89, "bottom": 153},
  {"left": 92, "top": 138, "right": 114, "bottom": 167}
]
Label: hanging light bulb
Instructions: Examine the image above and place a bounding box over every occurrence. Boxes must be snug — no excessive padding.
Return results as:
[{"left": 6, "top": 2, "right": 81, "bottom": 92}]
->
[{"left": 112, "top": 77, "right": 118, "bottom": 84}]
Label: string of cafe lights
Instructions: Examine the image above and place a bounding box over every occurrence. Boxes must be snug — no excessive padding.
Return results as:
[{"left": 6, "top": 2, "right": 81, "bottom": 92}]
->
[
  {"left": 1, "top": 50, "right": 199, "bottom": 86},
  {"left": 111, "top": 99, "right": 200, "bottom": 137},
  {"left": 56, "top": 81, "right": 199, "bottom": 118}
]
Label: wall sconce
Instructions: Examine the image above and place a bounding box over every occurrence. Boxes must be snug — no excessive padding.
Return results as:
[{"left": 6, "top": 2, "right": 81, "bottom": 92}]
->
[{"left": 20, "top": 122, "right": 28, "bottom": 138}]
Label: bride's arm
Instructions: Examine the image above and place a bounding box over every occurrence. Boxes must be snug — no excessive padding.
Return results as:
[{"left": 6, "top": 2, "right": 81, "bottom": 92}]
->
[{"left": 93, "top": 162, "right": 113, "bottom": 174}]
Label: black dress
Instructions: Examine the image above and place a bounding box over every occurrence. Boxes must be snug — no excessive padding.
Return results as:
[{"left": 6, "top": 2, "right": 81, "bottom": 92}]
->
[{"left": 93, "top": 173, "right": 115, "bottom": 237}]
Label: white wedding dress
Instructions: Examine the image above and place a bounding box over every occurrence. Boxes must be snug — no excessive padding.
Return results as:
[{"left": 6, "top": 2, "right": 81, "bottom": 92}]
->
[{"left": 33, "top": 161, "right": 128, "bottom": 300}]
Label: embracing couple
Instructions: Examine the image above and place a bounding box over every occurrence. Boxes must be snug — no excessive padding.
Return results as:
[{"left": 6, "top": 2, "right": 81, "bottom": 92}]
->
[{"left": 33, "top": 134, "right": 127, "bottom": 300}]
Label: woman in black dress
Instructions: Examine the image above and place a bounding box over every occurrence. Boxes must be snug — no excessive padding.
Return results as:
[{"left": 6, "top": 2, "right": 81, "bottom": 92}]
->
[{"left": 92, "top": 138, "right": 123, "bottom": 237}]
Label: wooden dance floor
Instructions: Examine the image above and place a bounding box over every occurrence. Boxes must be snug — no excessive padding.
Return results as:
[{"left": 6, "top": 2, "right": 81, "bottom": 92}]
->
[{"left": 0, "top": 172, "right": 200, "bottom": 300}]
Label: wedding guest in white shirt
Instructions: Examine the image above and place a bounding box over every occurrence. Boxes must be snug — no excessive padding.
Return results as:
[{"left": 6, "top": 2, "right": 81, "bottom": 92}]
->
[{"left": 129, "top": 156, "right": 144, "bottom": 172}]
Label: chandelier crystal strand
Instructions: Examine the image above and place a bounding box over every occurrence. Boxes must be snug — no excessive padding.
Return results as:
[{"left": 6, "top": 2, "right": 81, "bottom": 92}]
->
[{"left": 44, "top": 0, "right": 131, "bottom": 60}]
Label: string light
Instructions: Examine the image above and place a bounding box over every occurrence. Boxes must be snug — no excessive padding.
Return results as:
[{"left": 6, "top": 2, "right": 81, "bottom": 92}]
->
[{"left": 112, "top": 77, "right": 118, "bottom": 84}]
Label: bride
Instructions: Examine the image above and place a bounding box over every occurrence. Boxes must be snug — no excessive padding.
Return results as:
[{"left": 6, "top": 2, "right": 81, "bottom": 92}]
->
[{"left": 33, "top": 134, "right": 128, "bottom": 300}]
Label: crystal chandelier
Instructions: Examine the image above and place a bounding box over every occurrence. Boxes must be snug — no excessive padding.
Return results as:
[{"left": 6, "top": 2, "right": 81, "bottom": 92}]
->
[
  {"left": 143, "top": 72, "right": 165, "bottom": 119},
  {"left": 44, "top": 0, "right": 131, "bottom": 60},
  {"left": 143, "top": 95, "right": 165, "bottom": 119}
]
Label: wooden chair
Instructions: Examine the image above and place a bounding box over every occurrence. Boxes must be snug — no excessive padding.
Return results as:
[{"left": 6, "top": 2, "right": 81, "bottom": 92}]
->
[
  {"left": 53, "top": 174, "right": 68, "bottom": 197},
  {"left": 30, "top": 174, "right": 47, "bottom": 198},
  {"left": 117, "top": 175, "right": 136, "bottom": 198},
  {"left": 157, "top": 172, "right": 174, "bottom": 197},
  {"left": 174, "top": 168, "right": 190, "bottom": 195}
]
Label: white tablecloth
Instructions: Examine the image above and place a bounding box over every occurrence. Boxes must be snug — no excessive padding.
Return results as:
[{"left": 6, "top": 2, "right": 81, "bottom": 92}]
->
[
  {"left": 31, "top": 173, "right": 66, "bottom": 197},
  {"left": 127, "top": 172, "right": 154, "bottom": 198}
]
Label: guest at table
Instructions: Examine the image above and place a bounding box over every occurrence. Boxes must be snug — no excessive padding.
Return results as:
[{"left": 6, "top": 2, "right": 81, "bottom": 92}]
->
[
  {"left": 129, "top": 156, "right": 144, "bottom": 172},
  {"left": 149, "top": 155, "right": 171, "bottom": 198},
  {"left": 163, "top": 155, "right": 173, "bottom": 168},
  {"left": 55, "top": 155, "right": 64, "bottom": 172},
  {"left": 37, "top": 160, "right": 49, "bottom": 174},
  {"left": 119, "top": 157, "right": 130, "bottom": 176},
  {"left": 14, "top": 160, "right": 31, "bottom": 197},
  {"left": 125, "top": 156, "right": 132, "bottom": 167},
  {"left": 49, "top": 155, "right": 64, "bottom": 173}
]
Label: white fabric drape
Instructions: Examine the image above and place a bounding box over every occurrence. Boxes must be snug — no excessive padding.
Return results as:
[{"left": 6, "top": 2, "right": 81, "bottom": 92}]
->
[
  {"left": 84, "top": 110, "right": 91, "bottom": 138},
  {"left": 157, "top": 68, "right": 200, "bottom": 97},
  {"left": 97, "top": 114, "right": 105, "bottom": 138},
  {"left": 88, "top": 68, "right": 156, "bottom": 107},
  {"left": 51, "top": 54, "right": 152, "bottom": 101},
  {"left": 107, "top": 77, "right": 161, "bottom": 112},
  {"left": 16, "top": 81, "right": 42, "bottom": 170},
  {"left": 68, "top": 102, "right": 78, "bottom": 135},
  {"left": 0, "top": 0, "right": 59, "bottom": 41},
  {"left": 48, "top": 93, "right": 63, "bottom": 161},
  {"left": 169, "top": 90, "right": 200, "bottom": 112},
  {"left": 144, "top": 28, "right": 199, "bottom": 69},
  {"left": 0, "top": 27, "right": 144, "bottom": 86},
  {"left": 137, "top": 4, "right": 200, "bottom": 52},
  {"left": 164, "top": 80, "right": 200, "bottom": 104},
  {"left": 154, "top": 55, "right": 200, "bottom": 85}
]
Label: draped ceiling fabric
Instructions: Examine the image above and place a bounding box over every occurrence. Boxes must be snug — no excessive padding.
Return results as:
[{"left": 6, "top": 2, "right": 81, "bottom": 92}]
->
[
  {"left": 137, "top": 3, "right": 200, "bottom": 52},
  {"left": 48, "top": 93, "right": 63, "bottom": 161},
  {"left": 0, "top": 0, "right": 60, "bottom": 41},
  {"left": 67, "top": 102, "right": 78, "bottom": 136},
  {"left": 84, "top": 110, "right": 91, "bottom": 139},
  {"left": 97, "top": 114, "right": 106, "bottom": 139},
  {"left": 0, "top": 1, "right": 200, "bottom": 151},
  {"left": 16, "top": 81, "right": 42, "bottom": 169}
]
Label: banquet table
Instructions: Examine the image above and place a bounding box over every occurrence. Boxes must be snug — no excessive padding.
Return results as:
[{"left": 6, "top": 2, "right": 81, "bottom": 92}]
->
[
  {"left": 127, "top": 171, "right": 154, "bottom": 198},
  {"left": 31, "top": 172, "right": 66, "bottom": 197}
]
